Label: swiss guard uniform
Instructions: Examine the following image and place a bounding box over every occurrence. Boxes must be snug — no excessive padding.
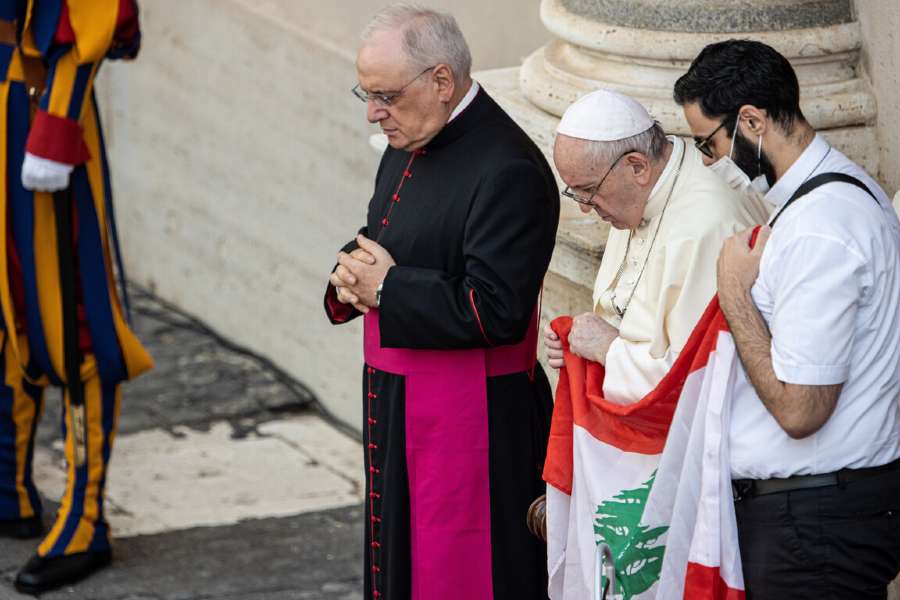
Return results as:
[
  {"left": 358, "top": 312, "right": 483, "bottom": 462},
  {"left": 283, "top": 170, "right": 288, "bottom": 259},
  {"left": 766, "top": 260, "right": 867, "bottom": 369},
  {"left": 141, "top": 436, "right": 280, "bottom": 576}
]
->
[{"left": 0, "top": 0, "right": 152, "bottom": 593}]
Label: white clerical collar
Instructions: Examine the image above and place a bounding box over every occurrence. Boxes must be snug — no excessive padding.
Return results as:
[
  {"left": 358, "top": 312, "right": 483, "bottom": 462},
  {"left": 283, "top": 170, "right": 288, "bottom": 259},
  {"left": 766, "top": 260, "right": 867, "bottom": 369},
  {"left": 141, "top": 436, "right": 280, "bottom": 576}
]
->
[
  {"left": 765, "top": 133, "right": 830, "bottom": 212},
  {"left": 449, "top": 81, "right": 480, "bottom": 123},
  {"left": 642, "top": 136, "right": 683, "bottom": 225}
]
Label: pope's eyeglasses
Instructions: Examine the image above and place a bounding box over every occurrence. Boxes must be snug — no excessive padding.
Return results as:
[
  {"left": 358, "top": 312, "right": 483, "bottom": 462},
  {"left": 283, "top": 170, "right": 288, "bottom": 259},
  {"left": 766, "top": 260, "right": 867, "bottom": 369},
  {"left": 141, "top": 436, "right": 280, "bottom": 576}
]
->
[{"left": 561, "top": 150, "right": 633, "bottom": 205}]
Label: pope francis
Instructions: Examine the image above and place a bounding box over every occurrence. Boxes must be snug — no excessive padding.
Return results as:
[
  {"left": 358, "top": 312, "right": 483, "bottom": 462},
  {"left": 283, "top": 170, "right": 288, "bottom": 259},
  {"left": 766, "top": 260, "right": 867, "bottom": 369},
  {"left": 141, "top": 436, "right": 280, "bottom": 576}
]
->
[
  {"left": 544, "top": 89, "right": 768, "bottom": 402},
  {"left": 534, "top": 92, "right": 770, "bottom": 593}
]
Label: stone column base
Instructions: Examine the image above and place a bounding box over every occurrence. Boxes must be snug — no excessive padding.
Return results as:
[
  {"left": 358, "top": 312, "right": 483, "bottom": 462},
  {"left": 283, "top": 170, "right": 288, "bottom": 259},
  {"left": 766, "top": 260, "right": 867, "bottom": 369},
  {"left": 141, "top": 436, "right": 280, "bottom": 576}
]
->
[{"left": 478, "top": 65, "right": 880, "bottom": 309}]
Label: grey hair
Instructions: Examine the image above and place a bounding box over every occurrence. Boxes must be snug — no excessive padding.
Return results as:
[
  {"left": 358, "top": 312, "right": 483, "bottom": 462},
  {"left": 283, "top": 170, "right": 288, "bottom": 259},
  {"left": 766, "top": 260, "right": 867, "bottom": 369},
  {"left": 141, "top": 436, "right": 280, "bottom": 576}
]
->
[
  {"left": 584, "top": 122, "right": 668, "bottom": 167},
  {"left": 361, "top": 3, "right": 472, "bottom": 83}
]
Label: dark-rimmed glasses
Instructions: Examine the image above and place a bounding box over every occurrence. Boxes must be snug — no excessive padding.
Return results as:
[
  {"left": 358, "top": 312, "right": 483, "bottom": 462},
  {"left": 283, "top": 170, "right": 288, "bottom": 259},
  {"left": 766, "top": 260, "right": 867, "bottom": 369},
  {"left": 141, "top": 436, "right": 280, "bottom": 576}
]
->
[
  {"left": 561, "top": 150, "right": 633, "bottom": 206},
  {"left": 351, "top": 66, "right": 436, "bottom": 107},
  {"left": 693, "top": 115, "right": 735, "bottom": 159}
]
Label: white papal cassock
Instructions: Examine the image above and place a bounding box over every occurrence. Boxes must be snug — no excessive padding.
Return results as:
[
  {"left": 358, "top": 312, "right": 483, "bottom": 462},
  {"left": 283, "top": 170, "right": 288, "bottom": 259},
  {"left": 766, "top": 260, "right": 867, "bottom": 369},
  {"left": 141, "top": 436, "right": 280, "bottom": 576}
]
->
[{"left": 594, "top": 136, "right": 771, "bottom": 404}]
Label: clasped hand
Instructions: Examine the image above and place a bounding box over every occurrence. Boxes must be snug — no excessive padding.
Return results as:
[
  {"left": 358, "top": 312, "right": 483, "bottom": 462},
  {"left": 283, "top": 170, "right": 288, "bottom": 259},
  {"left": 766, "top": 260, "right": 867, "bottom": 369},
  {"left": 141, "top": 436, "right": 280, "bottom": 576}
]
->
[
  {"left": 544, "top": 312, "right": 619, "bottom": 368},
  {"left": 329, "top": 235, "right": 396, "bottom": 314},
  {"left": 717, "top": 226, "right": 770, "bottom": 318}
]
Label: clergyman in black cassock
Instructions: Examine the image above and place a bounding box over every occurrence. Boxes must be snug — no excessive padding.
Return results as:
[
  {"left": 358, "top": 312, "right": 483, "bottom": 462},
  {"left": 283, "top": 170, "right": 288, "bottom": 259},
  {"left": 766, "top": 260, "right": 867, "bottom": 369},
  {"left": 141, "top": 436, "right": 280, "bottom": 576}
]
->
[{"left": 324, "top": 15, "right": 559, "bottom": 599}]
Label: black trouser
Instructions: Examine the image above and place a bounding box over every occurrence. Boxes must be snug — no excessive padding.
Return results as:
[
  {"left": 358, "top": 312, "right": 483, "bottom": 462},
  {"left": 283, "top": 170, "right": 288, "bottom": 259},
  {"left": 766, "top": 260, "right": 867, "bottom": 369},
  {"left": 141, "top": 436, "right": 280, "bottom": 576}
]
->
[{"left": 734, "top": 465, "right": 900, "bottom": 600}]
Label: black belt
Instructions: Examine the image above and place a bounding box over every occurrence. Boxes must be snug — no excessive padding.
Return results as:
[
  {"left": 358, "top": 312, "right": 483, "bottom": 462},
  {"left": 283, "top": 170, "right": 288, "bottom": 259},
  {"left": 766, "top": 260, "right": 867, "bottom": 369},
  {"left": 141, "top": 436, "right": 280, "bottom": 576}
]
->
[{"left": 732, "top": 457, "right": 900, "bottom": 501}]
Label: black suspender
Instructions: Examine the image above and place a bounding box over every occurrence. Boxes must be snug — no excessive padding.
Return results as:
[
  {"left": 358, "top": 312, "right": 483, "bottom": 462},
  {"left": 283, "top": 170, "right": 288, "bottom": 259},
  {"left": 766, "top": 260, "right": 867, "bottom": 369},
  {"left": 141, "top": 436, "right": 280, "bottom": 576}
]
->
[{"left": 770, "top": 172, "right": 879, "bottom": 227}]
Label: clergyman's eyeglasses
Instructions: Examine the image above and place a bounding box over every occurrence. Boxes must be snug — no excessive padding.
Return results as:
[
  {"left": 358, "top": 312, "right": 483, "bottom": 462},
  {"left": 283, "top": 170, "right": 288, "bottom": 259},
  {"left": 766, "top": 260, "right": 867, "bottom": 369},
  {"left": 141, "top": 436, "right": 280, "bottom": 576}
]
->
[{"left": 351, "top": 66, "right": 436, "bottom": 107}]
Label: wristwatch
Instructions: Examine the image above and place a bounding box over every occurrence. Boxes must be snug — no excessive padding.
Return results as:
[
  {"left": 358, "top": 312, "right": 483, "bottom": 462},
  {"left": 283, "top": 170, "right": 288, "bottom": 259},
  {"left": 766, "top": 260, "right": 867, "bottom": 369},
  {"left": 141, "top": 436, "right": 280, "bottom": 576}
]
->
[{"left": 375, "top": 282, "right": 384, "bottom": 307}]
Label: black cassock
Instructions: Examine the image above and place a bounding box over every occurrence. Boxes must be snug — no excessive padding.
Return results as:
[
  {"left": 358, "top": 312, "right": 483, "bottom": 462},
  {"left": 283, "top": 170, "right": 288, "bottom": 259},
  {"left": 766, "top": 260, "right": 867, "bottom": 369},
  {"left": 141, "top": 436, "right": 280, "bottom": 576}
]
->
[{"left": 325, "top": 88, "right": 559, "bottom": 600}]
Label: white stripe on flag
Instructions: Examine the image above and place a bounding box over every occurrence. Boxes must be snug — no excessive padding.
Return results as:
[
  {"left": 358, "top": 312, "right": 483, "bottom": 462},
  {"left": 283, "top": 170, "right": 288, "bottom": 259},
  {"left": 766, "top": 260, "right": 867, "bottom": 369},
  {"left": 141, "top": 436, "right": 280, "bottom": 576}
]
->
[
  {"left": 647, "top": 331, "right": 745, "bottom": 599},
  {"left": 549, "top": 426, "right": 662, "bottom": 600}
]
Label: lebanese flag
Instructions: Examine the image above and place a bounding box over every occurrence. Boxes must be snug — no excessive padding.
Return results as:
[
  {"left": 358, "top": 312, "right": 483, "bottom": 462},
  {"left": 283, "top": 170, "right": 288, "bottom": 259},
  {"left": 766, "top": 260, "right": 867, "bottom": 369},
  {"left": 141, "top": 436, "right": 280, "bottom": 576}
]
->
[{"left": 544, "top": 296, "right": 745, "bottom": 599}]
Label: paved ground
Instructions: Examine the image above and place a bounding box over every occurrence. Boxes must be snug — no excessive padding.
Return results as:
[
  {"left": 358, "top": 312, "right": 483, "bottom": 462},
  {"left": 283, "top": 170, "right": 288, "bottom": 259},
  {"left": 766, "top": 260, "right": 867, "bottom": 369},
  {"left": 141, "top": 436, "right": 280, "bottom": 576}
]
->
[
  {"left": 0, "top": 288, "right": 364, "bottom": 599},
  {"left": 3, "top": 289, "right": 897, "bottom": 600}
]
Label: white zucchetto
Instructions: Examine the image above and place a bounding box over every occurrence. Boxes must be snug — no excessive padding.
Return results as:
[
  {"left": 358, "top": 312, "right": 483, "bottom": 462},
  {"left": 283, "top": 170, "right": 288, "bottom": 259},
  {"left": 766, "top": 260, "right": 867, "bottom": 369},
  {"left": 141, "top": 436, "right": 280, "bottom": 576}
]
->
[{"left": 556, "top": 89, "right": 655, "bottom": 141}]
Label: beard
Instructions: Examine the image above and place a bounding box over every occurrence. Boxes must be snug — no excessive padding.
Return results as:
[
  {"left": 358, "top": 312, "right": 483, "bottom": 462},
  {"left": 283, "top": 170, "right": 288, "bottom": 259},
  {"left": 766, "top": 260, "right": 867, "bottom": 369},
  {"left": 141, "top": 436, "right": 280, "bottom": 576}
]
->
[{"left": 731, "top": 127, "right": 776, "bottom": 186}]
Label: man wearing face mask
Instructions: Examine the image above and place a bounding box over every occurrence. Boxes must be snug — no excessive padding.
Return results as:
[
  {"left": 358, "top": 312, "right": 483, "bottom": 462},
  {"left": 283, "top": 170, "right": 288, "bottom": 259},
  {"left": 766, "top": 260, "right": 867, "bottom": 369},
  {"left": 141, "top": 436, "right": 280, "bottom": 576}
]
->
[
  {"left": 675, "top": 40, "right": 900, "bottom": 598},
  {"left": 702, "top": 115, "right": 775, "bottom": 223}
]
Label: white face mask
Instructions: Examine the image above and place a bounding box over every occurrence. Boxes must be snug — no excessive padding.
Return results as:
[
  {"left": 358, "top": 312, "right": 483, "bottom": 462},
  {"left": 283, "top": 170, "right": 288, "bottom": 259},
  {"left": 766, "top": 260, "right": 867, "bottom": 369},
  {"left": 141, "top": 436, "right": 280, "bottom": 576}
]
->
[
  {"left": 708, "top": 123, "right": 771, "bottom": 199},
  {"left": 706, "top": 122, "right": 774, "bottom": 222}
]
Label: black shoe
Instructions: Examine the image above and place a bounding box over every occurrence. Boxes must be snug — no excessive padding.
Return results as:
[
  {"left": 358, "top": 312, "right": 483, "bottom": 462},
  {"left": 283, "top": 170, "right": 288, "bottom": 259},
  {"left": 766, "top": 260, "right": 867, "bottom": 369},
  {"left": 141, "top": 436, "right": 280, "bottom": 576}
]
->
[
  {"left": 14, "top": 550, "right": 112, "bottom": 595},
  {"left": 0, "top": 516, "right": 43, "bottom": 539}
]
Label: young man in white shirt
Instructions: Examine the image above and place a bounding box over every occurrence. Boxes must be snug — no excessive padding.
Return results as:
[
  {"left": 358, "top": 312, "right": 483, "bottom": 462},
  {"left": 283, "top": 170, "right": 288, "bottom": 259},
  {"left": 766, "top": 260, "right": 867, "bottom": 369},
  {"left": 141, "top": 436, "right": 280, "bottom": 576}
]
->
[{"left": 675, "top": 40, "right": 900, "bottom": 599}]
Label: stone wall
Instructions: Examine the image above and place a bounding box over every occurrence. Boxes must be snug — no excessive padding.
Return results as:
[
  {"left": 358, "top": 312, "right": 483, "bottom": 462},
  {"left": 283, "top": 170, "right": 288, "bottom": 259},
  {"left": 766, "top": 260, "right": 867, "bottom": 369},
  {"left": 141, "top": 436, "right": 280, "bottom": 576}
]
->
[
  {"left": 95, "top": 0, "right": 546, "bottom": 429},
  {"left": 855, "top": 0, "right": 900, "bottom": 197}
]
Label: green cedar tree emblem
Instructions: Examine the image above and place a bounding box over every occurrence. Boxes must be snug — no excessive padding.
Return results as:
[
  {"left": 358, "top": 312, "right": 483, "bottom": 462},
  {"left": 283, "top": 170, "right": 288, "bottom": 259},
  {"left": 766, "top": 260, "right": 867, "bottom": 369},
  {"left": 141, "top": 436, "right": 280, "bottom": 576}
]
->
[{"left": 593, "top": 471, "right": 668, "bottom": 599}]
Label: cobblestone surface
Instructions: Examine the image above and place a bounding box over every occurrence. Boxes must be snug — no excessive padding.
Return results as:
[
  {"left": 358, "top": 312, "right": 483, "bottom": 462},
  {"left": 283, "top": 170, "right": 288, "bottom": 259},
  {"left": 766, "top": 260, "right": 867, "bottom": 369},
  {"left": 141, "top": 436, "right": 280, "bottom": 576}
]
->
[
  {"left": 1, "top": 288, "right": 364, "bottom": 599},
  {"left": 39, "top": 287, "right": 322, "bottom": 444},
  {"left": 0, "top": 506, "right": 364, "bottom": 600}
]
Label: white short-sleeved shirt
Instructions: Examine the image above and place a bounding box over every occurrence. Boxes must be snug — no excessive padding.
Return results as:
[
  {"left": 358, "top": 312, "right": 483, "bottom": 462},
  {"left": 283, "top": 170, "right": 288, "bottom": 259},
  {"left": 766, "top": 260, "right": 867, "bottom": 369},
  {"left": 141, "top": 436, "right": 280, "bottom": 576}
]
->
[{"left": 729, "top": 134, "right": 900, "bottom": 479}]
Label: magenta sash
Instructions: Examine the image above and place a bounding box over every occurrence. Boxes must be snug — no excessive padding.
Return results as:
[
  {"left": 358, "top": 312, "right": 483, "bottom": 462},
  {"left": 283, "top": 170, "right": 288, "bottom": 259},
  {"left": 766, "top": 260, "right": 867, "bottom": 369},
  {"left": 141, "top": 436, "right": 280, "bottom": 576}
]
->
[{"left": 364, "top": 310, "right": 538, "bottom": 600}]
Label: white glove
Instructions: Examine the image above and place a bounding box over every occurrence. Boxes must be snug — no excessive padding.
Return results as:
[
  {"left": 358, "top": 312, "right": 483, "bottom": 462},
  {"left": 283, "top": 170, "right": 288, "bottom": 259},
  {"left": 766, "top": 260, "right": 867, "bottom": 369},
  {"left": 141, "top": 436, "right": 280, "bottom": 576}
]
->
[{"left": 21, "top": 152, "right": 73, "bottom": 192}]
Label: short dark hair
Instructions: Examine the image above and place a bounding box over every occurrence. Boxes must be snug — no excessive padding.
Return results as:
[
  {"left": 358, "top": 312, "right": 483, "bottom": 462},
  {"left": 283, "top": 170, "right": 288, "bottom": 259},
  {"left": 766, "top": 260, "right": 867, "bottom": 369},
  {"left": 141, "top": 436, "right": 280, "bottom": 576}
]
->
[{"left": 673, "top": 40, "right": 805, "bottom": 133}]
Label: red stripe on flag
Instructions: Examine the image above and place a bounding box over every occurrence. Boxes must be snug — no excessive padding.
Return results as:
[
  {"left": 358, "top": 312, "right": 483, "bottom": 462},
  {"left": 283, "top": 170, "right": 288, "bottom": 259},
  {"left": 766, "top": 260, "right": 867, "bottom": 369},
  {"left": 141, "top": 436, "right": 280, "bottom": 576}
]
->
[
  {"left": 543, "top": 297, "right": 729, "bottom": 493},
  {"left": 543, "top": 331, "right": 575, "bottom": 493},
  {"left": 684, "top": 562, "right": 745, "bottom": 600}
]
